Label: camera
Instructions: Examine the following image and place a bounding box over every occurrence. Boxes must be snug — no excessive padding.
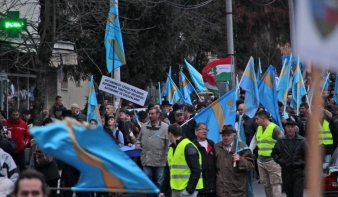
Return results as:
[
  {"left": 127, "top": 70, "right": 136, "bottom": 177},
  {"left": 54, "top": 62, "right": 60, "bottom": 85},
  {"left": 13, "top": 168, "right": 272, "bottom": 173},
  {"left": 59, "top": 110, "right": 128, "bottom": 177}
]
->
[{"left": 3, "top": 126, "right": 8, "bottom": 135}]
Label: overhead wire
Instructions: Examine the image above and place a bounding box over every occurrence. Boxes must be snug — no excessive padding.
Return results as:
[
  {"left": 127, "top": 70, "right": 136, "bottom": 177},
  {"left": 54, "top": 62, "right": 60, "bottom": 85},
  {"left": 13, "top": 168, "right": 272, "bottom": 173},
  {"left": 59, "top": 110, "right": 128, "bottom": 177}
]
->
[
  {"left": 248, "top": 0, "right": 276, "bottom": 6},
  {"left": 164, "top": 0, "right": 213, "bottom": 10}
]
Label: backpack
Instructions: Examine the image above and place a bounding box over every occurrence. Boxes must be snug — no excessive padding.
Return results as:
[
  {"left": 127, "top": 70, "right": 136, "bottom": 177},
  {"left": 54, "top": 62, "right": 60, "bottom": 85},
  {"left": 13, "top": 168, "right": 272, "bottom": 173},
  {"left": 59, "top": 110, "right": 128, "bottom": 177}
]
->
[{"left": 33, "top": 145, "right": 53, "bottom": 168}]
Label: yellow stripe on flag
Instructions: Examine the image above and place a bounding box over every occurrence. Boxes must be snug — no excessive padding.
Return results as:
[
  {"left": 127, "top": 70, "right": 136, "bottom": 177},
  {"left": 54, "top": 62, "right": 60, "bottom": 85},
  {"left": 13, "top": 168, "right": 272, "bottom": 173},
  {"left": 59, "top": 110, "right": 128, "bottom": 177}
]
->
[
  {"left": 210, "top": 100, "right": 226, "bottom": 131},
  {"left": 66, "top": 123, "right": 125, "bottom": 190}
]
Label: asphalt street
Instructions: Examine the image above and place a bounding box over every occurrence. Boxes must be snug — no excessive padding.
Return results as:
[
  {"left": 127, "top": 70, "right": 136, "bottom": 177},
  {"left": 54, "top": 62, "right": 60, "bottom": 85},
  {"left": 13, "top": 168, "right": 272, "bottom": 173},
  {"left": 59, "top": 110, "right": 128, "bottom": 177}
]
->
[{"left": 119, "top": 178, "right": 309, "bottom": 197}]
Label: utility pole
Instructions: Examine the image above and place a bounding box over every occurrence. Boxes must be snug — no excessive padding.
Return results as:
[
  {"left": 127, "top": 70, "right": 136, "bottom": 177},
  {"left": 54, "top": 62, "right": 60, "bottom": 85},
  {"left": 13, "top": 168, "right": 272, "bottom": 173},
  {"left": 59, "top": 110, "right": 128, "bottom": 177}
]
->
[
  {"left": 288, "top": 0, "right": 296, "bottom": 53},
  {"left": 226, "top": 0, "right": 236, "bottom": 89}
]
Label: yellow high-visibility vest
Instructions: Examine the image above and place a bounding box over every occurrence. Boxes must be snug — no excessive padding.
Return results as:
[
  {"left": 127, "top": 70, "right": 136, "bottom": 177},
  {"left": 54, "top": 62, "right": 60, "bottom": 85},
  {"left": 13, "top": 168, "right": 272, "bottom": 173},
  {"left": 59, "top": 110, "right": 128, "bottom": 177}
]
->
[
  {"left": 168, "top": 138, "right": 203, "bottom": 190},
  {"left": 319, "top": 120, "right": 333, "bottom": 145},
  {"left": 256, "top": 123, "right": 277, "bottom": 157}
]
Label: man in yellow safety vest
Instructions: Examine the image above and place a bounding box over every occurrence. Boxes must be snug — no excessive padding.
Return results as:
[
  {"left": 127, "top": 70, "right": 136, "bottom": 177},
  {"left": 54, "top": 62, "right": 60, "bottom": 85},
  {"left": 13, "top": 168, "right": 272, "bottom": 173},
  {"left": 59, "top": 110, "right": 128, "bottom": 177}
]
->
[
  {"left": 249, "top": 110, "right": 284, "bottom": 197},
  {"left": 159, "top": 124, "right": 203, "bottom": 197}
]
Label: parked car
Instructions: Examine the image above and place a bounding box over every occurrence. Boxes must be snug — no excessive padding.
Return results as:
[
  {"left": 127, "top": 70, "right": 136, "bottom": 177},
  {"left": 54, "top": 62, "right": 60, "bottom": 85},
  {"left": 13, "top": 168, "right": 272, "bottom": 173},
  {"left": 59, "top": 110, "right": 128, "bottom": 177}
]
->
[{"left": 322, "top": 147, "right": 338, "bottom": 197}]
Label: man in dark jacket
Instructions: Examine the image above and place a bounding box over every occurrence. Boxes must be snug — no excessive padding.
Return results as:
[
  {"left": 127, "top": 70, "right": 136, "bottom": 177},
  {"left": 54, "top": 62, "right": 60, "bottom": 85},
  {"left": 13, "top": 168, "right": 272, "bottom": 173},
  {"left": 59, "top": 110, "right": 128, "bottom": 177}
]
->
[
  {"left": 159, "top": 124, "right": 202, "bottom": 197},
  {"left": 182, "top": 105, "right": 197, "bottom": 141},
  {"left": 271, "top": 119, "right": 307, "bottom": 197},
  {"left": 49, "top": 96, "right": 67, "bottom": 119},
  {"left": 192, "top": 123, "right": 216, "bottom": 197}
]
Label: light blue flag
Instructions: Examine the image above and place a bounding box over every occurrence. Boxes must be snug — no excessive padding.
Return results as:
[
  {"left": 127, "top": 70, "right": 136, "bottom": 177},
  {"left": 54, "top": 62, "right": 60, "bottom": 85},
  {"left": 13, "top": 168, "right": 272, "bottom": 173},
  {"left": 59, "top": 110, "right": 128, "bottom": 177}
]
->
[
  {"left": 184, "top": 59, "right": 208, "bottom": 93},
  {"left": 239, "top": 57, "right": 260, "bottom": 118},
  {"left": 161, "top": 67, "right": 172, "bottom": 97},
  {"left": 258, "top": 65, "right": 283, "bottom": 129},
  {"left": 277, "top": 56, "right": 291, "bottom": 106},
  {"left": 235, "top": 74, "right": 240, "bottom": 101},
  {"left": 157, "top": 82, "right": 162, "bottom": 104},
  {"left": 179, "top": 71, "right": 194, "bottom": 105},
  {"left": 167, "top": 74, "right": 185, "bottom": 105},
  {"left": 233, "top": 136, "right": 254, "bottom": 197},
  {"left": 257, "top": 58, "right": 263, "bottom": 87},
  {"left": 194, "top": 88, "right": 237, "bottom": 142},
  {"left": 104, "top": 1, "right": 126, "bottom": 73},
  {"left": 320, "top": 72, "right": 330, "bottom": 95},
  {"left": 133, "top": 109, "right": 142, "bottom": 128},
  {"left": 30, "top": 120, "right": 158, "bottom": 193},
  {"left": 237, "top": 115, "right": 246, "bottom": 143},
  {"left": 290, "top": 58, "right": 307, "bottom": 114},
  {"left": 87, "top": 76, "right": 102, "bottom": 126},
  {"left": 334, "top": 75, "right": 338, "bottom": 104}
]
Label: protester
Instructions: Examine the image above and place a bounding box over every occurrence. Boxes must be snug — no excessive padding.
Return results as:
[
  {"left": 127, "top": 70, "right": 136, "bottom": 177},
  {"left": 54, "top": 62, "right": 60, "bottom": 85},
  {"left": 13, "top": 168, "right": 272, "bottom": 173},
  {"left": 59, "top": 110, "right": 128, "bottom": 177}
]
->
[
  {"left": 29, "top": 140, "right": 60, "bottom": 197},
  {"left": 182, "top": 105, "right": 197, "bottom": 141},
  {"left": 298, "top": 102, "right": 310, "bottom": 138},
  {"left": 22, "top": 110, "right": 33, "bottom": 128},
  {"left": 272, "top": 119, "right": 307, "bottom": 197},
  {"left": 192, "top": 123, "right": 216, "bottom": 197},
  {"left": 250, "top": 110, "right": 283, "bottom": 197},
  {"left": 161, "top": 100, "right": 172, "bottom": 116},
  {"left": 318, "top": 104, "right": 336, "bottom": 170},
  {"left": 3, "top": 108, "right": 30, "bottom": 171},
  {"left": 49, "top": 96, "right": 67, "bottom": 119},
  {"left": 104, "top": 103, "right": 114, "bottom": 126},
  {"left": 174, "top": 109, "right": 186, "bottom": 125},
  {"left": 12, "top": 169, "right": 49, "bottom": 197},
  {"left": 0, "top": 128, "right": 17, "bottom": 154},
  {"left": 136, "top": 107, "right": 168, "bottom": 197},
  {"left": 71, "top": 103, "right": 87, "bottom": 122},
  {"left": 159, "top": 124, "right": 202, "bottom": 197},
  {"left": 214, "top": 126, "right": 255, "bottom": 197},
  {"left": 40, "top": 110, "right": 53, "bottom": 126}
]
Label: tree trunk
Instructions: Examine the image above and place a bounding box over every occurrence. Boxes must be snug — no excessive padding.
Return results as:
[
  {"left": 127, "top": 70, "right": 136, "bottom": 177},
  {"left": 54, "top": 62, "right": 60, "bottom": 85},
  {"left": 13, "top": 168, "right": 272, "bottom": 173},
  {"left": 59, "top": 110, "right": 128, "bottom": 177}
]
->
[{"left": 32, "top": 0, "right": 56, "bottom": 125}]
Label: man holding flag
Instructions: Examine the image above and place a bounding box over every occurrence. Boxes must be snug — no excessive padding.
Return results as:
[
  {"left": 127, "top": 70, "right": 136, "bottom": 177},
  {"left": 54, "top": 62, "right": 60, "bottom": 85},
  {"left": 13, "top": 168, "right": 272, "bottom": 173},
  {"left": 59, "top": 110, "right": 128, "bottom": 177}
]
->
[
  {"left": 249, "top": 110, "right": 283, "bottom": 197},
  {"left": 214, "top": 125, "right": 254, "bottom": 197}
]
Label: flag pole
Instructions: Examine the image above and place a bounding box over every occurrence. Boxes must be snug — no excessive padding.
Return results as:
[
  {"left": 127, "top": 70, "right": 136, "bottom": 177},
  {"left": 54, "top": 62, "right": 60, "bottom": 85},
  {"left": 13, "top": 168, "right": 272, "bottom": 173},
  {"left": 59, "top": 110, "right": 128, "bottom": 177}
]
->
[
  {"left": 184, "top": 73, "right": 202, "bottom": 103},
  {"left": 306, "top": 66, "right": 322, "bottom": 197}
]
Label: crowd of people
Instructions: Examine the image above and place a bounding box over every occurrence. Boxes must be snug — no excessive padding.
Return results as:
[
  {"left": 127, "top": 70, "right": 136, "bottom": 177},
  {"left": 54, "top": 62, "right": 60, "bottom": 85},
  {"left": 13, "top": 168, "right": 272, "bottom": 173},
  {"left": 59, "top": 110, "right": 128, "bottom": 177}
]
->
[{"left": 1, "top": 75, "right": 337, "bottom": 197}]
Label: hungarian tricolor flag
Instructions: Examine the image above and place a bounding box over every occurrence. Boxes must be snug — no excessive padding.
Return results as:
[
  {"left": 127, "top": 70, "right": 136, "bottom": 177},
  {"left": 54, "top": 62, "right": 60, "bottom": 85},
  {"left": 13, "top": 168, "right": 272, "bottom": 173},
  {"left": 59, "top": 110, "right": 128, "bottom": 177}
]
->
[{"left": 202, "top": 57, "right": 233, "bottom": 95}]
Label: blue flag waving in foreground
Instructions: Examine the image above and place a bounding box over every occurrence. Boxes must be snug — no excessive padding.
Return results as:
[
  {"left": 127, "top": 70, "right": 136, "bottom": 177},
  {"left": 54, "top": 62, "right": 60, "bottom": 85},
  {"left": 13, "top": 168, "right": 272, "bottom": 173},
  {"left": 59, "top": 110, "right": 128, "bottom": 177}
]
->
[
  {"left": 104, "top": 1, "right": 126, "bottom": 73},
  {"left": 87, "top": 76, "right": 102, "bottom": 126},
  {"left": 30, "top": 119, "right": 158, "bottom": 193},
  {"left": 259, "top": 66, "right": 283, "bottom": 129},
  {"left": 184, "top": 59, "right": 208, "bottom": 93},
  {"left": 239, "top": 57, "right": 260, "bottom": 118},
  {"left": 195, "top": 88, "right": 236, "bottom": 142}
]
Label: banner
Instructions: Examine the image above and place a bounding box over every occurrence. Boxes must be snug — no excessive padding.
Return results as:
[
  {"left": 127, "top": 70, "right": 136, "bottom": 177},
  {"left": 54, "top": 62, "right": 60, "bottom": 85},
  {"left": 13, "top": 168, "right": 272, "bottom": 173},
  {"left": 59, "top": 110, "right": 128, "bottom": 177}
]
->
[{"left": 99, "top": 76, "right": 148, "bottom": 106}]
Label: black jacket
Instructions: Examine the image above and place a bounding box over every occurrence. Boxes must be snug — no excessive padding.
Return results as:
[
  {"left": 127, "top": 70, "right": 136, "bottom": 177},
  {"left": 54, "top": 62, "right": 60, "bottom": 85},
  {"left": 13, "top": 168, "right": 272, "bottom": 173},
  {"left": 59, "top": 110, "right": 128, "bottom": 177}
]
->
[
  {"left": 0, "top": 135, "right": 17, "bottom": 154},
  {"left": 182, "top": 115, "right": 197, "bottom": 141},
  {"left": 271, "top": 133, "right": 307, "bottom": 169},
  {"left": 161, "top": 137, "right": 201, "bottom": 194},
  {"left": 192, "top": 138, "right": 216, "bottom": 193}
]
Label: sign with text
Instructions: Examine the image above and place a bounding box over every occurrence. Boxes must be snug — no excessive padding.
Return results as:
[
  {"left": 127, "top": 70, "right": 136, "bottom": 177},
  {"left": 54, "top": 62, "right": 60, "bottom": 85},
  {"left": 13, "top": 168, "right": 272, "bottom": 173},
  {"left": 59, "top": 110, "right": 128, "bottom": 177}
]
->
[{"left": 99, "top": 76, "right": 148, "bottom": 106}]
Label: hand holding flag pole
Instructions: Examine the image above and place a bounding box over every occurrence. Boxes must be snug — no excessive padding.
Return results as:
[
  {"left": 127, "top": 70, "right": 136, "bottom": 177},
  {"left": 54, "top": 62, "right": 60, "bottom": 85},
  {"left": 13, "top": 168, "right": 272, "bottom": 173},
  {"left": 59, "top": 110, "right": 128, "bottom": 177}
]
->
[{"left": 233, "top": 136, "right": 238, "bottom": 167}]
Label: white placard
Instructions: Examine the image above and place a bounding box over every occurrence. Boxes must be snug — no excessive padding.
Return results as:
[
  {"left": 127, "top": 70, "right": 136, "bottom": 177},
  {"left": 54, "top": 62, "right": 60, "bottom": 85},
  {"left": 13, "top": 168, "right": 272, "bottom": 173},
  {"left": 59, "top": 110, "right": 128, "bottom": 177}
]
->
[
  {"left": 296, "top": 1, "right": 338, "bottom": 69},
  {"left": 99, "top": 76, "right": 148, "bottom": 106}
]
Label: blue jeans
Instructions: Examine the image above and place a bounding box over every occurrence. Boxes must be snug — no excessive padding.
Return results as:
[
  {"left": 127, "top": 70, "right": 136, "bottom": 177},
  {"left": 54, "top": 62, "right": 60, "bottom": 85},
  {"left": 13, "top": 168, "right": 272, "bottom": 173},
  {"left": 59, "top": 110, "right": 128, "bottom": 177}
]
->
[{"left": 143, "top": 166, "right": 165, "bottom": 197}]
